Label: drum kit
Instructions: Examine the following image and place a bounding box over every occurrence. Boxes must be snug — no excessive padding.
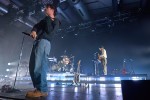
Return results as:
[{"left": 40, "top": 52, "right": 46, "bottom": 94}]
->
[{"left": 49, "top": 55, "right": 75, "bottom": 73}]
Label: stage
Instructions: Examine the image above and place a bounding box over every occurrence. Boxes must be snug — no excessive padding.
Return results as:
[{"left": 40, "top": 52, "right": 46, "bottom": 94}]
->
[
  {"left": 0, "top": 85, "right": 123, "bottom": 100},
  {"left": 16, "top": 73, "right": 147, "bottom": 85},
  {"left": 0, "top": 73, "right": 148, "bottom": 100}
]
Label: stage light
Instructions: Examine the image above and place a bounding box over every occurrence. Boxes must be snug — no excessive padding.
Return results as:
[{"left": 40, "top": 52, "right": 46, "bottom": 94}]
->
[
  {"left": 100, "top": 84, "right": 106, "bottom": 87},
  {"left": 41, "top": 9, "right": 44, "bottom": 12},
  {"left": 100, "top": 77, "right": 106, "bottom": 81},
  {"left": 0, "top": 7, "right": 8, "bottom": 13},
  {"left": 17, "top": 18, "right": 33, "bottom": 28},
  {"left": 74, "top": 87, "right": 78, "bottom": 92},
  {"left": 114, "top": 84, "right": 121, "bottom": 88},
  {"left": 5, "top": 75, "right": 8, "bottom": 77},
  {"left": 114, "top": 77, "right": 121, "bottom": 81},
  {"left": 7, "top": 61, "right": 18, "bottom": 66},
  {"left": 50, "top": 83, "right": 55, "bottom": 87},
  {"left": 8, "top": 63, "right": 11, "bottom": 65},
  {"left": 25, "top": 22, "right": 33, "bottom": 28},
  {"left": 6, "top": 69, "right": 10, "bottom": 71},
  {"left": 88, "top": 77, "right": 92, "bottom": 81},
  {"left": 132, "top": 77, "right": 140, "bottom": 81}
]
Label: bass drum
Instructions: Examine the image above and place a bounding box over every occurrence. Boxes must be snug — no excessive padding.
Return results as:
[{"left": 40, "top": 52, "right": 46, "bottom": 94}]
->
[{"left": 51, "top": 64, "right": 61, "bottom": 72}]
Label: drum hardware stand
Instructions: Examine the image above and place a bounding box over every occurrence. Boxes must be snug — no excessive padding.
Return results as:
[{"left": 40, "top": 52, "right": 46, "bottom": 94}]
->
[
  {"left": 70, "top": 55, "right": 75, "bottom": 73},
  {"left": 94, "top": 61, "right": 97, "bottom": 75}
]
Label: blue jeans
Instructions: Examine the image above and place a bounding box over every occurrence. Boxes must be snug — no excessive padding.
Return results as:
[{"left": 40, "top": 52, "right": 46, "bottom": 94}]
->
[{"left": 29, "top": 39, "right": 51, "bottom": 92}]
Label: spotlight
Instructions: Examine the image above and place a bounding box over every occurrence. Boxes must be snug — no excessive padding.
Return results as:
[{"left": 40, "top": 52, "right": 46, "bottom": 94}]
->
[
  {"left": 114, "top": 77, "right": 121, "bottom": 81},
  {"left": 5, "top": 75, "right": 8, "bottom": 77},
  {"left": 114, "top": 84, "right": 121, "bottom": 87},
  {"left": 100, "top": 77, "right": 106, "bottom": 81},
  {"left": 132, "top": 77, "right": 140, "bottom": 81},
  {"left": 100, "top": 84, "right": 106, "bottom": 87},
  {"left": 0, "top": 7, "right": 8, "bottom": 13},
  {"left": 41, "top": 7, "right": 45, "bottom": 12},
  {"left": 8, "top": 63, "right": 11, "bottom": 66},
  {"left": 6, "top": 69, "right": 10, "bottom": 72},
  {"left": 7, "top": 61, "right": 18, "bottom": 66}
]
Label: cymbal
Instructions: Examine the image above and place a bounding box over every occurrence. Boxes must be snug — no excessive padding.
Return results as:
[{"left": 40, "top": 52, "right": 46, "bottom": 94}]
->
[
  {"left": 48, "top": 57, "right": 57, "bottom": 59},
  {"left": 61, "top": 55, "right": 68, "bottom": 57},
  {"left": 70, "top": 56, "right": 74, "bottom": 58}
]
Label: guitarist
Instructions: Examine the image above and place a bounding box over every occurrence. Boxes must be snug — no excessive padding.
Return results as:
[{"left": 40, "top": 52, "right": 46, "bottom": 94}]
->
[
  {"left": 98, "top": 46, "right": 107, "bottom": 75},
  {"left": 26, "top": 4, "right": 60, "bottom": 98}
]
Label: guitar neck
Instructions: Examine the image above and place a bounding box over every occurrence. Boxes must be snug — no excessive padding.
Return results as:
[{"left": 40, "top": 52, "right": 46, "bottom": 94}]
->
[
  {"left": 77, "top": 65, "right": 80, "bottom": 73},
  {"left": 77, "top": 60, "right": 81, "bottom": 74}
]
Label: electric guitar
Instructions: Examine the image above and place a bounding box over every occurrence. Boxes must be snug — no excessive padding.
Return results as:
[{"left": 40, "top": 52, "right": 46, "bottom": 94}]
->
[{"left": 98, "top": 53, "right": 103, "bottom": 62}]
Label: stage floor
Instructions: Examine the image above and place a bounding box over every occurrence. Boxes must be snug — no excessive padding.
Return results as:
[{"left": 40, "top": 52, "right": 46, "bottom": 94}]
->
[
  {"left": 16, "top": 73, "right": 147, "bottom": 84},
  {"left": 0, "top": 73, "right": 147, "bottom": 100},
  {"left": 0, "top": 85, "right": 122, "bottom": 100}
]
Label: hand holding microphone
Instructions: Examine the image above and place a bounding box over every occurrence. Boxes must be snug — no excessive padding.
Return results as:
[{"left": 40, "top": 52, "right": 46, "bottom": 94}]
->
[
  {"left": 22, "top": 31, "right": 37, "bottom": 40},
  {"left": 30, "top": 31, "right": 37, "bottom": 40}
]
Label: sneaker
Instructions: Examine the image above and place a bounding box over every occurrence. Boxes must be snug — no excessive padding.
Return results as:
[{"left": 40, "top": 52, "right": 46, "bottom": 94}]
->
[
  {"left": 26, "top": 89, "right": 36, "bottom": 95},
  {"left": 26, "top": 89, "right": 48, "bottom": 98}
]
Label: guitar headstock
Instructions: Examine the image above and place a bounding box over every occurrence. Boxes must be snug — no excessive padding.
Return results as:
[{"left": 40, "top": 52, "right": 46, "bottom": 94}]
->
[{"left": 77, "top": 60, "right": 81, "bottom": 66}]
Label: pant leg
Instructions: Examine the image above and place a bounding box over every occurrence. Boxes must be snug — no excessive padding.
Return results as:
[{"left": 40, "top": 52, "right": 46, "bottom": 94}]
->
[
  {"left": 29, "top": 41, "right": 38, "bottom": 88},
  {"left": 29, "top": 39, "right": 50, "bottom": 92},
  {"left": 34, "top": 39, "right": 50, "bottom": 92},
  {"left": 41, "top": 39, "right": 51, "bottom": 92},
  {"left": 101, "top": 58, "right": 107, "bottom": 75}
]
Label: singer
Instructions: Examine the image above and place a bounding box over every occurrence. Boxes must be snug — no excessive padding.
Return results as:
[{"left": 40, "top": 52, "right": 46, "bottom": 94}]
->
[{"left": 26, "top": 4, "right": 60, "bottom": 98}]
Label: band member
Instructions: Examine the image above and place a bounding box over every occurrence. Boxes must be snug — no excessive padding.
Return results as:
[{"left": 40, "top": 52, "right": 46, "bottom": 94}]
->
[
  {"left": 98, "top": 46, "right": 107, "bottom": 75},
  {"left": 26, "top": 4, "right": 60, "bottom": 97}
]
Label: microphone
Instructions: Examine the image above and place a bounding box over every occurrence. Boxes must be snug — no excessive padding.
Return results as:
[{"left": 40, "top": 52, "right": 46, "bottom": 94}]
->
[{"left": 22, "top": 32, "right": 30, "bottom": 36}]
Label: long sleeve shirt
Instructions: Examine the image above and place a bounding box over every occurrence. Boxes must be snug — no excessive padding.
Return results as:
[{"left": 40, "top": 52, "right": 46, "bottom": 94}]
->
[{"left": 31, "top": 16, "right": 60, "bottom": 42}]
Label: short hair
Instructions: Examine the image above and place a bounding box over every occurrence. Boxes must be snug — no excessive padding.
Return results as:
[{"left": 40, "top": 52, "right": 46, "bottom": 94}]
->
[{"left": 46, "top": 4, "right": 57, "bottom": 16}]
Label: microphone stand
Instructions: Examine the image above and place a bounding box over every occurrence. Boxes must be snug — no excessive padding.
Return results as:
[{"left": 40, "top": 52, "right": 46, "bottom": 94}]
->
[
  {"left": 12, "top": 33, "right": 26, "bottom": 92},
  {"left": 93, "top": 52, "right": 98, "bottom": 76}
]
